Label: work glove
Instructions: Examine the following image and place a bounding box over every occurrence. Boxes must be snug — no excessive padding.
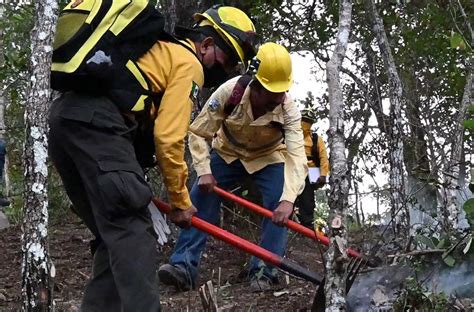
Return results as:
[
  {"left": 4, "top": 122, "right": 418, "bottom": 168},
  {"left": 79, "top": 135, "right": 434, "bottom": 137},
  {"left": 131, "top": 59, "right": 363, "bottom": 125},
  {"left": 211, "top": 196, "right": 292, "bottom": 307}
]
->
[{"left": 148, "top": 201, "right": 171, "bottom": 245}]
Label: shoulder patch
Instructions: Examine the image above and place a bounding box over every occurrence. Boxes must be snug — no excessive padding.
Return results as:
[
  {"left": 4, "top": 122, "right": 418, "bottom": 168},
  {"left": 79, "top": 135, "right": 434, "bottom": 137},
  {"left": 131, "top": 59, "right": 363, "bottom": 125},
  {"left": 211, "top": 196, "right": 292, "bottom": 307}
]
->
[
  {"left": 208, "top": 98, "right": 220, "bottom": 112},
  {"left": 190, "top": 81, "right": 200, "bottom": 104}
]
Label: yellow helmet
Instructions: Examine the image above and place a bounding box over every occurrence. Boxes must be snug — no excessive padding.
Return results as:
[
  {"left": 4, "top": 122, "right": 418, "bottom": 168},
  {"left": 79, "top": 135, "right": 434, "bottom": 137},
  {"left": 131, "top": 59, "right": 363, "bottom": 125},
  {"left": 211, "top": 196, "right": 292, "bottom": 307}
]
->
[
  {"left": 255, "top": 42, "right": 293, "bottom": 93},
  {"left": 194, "top": 6, "right": 257, "bottom": 66}
]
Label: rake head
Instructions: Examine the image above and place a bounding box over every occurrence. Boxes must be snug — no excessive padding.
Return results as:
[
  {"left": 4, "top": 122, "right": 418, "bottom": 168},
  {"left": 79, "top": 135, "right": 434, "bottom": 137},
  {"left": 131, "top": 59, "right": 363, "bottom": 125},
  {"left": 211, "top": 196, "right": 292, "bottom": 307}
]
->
[{"left": 311, "top": 257, "right": 366, "bottom": 311}]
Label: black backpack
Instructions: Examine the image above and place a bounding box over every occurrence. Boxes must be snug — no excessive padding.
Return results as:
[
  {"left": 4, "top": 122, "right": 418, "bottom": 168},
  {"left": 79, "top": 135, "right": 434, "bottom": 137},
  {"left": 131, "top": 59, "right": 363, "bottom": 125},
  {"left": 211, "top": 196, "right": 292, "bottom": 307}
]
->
[{"left": 51, "top": 0, "right": 170, "bottom": 112}]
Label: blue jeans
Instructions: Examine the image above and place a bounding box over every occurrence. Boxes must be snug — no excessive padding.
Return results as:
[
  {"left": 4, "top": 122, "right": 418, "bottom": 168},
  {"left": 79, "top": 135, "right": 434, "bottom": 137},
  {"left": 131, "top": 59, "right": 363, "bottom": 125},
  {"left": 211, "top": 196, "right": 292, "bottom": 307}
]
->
[{"left": 170, "top": 151, "right": 287, "bottom": 284}]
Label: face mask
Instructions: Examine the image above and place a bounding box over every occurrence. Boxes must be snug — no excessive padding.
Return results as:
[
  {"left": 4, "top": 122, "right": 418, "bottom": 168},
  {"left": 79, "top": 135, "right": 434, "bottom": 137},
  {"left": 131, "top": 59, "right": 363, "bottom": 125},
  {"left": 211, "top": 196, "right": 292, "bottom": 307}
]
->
[
  {"left": 202, "top": 46, "right": 228, "bottom": 88},
  {"left": 203, "top": 61, "right": 228, "bottom": 88}
]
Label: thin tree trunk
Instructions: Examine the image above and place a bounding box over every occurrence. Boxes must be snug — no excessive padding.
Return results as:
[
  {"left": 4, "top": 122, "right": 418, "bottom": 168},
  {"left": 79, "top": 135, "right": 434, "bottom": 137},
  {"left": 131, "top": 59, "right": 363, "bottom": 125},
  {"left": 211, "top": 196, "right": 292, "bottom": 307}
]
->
[
  {"left": 21, "top": 0, "right": 58, "bottom": 311},
  {"left": 443, "top": 69, "right": 472, "bottom": 232},
  {"left": 354, "top": 181, "right": 360, "bottom": 226},
  {"left": 376, "top": 187, "right": 380, "bottom": 217},
  {"left": 365, "top": 0, "right": 408, "bottom": 235},
  {"left": 0, "top": 5, "right": 9, "bottom": 195},
  {"left": 442, "top": 0, "right": 473, "bottom": 233},
  {"left": 324, "top": 0, "right": 353, "bottom": 310}
]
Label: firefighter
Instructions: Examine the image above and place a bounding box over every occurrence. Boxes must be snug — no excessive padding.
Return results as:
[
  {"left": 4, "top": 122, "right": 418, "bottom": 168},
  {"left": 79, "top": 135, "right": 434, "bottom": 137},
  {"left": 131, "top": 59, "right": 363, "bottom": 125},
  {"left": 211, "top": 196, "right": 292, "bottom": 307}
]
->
[
  {"left": 295, "top": 109, "right": 330, "bottom": 228},
  {"left": 48, "top": 6, "right": 257, "bottom": 311},
  {"left": 158, "top": 42, "right": 308, "bottom": 293}
]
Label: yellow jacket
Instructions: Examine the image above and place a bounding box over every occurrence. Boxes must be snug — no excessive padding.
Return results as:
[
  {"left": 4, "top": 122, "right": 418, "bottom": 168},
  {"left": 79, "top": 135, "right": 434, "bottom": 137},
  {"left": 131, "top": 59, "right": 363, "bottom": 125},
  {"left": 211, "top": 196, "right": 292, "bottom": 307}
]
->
[
  {"left": 301, "top": 120, "right": 330, "bottom": 177},
  {"left": 189, "top": 77, "right": 308, "bottom": 203},
  {"left": 137, "top": 39, "right": 204, "bottom": 210}
]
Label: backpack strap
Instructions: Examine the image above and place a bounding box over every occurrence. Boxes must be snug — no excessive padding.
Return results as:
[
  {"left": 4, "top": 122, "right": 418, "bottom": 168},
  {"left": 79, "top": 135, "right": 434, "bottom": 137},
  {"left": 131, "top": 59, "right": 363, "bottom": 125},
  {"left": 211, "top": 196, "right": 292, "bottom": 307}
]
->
[
  {"left": 309, "top": 132, "right": 321, "bottom": 167},
  {"left": 223, "top": 74, "right": 253, "bottom": 116}
]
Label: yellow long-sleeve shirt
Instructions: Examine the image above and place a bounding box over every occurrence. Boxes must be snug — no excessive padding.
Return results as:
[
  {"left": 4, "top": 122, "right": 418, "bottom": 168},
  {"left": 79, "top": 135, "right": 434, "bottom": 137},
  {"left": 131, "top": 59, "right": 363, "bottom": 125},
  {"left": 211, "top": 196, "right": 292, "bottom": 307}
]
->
[
  {"left": 137, "top": 39, "right": 204, "bottom": 210},
  {"left": 301, "top": 120, "right": 330, "bottom": 176},
  {"left": 189, "top": 76, "right": 308, "bottom": 203}
]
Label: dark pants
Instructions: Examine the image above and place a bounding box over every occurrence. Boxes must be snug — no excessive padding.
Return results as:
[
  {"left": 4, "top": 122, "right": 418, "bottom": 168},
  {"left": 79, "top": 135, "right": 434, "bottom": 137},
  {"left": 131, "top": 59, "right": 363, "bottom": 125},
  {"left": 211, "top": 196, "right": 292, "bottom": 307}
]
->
[
  {"left": 0, "top": 139, "right": 5, "bottom": 181},
  {"left": 48, "top": 92, "right": 160, "bottom": 312},
  {"left": 295, "top": 178, "right": 316, "bottom": 227}
]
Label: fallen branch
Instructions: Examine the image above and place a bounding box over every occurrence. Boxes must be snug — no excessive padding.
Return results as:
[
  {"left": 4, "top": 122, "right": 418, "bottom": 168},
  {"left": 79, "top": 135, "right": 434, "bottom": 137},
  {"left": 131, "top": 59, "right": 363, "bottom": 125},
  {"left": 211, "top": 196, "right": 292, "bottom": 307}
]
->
[{"left": 387, "top": 249, "right": 446, "bottom": 258}]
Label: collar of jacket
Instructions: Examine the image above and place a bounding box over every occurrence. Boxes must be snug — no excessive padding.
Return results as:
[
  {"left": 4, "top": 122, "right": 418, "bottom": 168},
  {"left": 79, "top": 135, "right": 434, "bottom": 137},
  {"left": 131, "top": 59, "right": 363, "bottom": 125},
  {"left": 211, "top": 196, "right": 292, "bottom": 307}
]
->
[{"left": 229, "top": 80, "right": 285, "bottom": 125}]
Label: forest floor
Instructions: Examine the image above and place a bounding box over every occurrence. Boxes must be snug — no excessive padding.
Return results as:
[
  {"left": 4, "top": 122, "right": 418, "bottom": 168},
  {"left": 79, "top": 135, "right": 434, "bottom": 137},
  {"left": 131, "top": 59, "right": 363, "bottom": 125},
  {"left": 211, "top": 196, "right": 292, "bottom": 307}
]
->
[{"left": 0, "top": 213, "right": 325, "bottom": 311}]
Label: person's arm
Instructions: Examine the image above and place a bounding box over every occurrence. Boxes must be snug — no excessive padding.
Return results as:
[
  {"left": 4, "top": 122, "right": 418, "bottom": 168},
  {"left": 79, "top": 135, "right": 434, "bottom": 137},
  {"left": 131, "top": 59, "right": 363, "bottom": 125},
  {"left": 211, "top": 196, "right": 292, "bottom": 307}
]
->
[
  {"left": 280, "top": 98, "right": 308, "bottom": 203},
  {"left": 153, "top": 60, "right": 203, "bottom": 210},
  {"left": 272, "top": 97, "right": 308, "bottom": 226},
  {"left": 188, "top": 81, "right": 232, "bottom": 178}
]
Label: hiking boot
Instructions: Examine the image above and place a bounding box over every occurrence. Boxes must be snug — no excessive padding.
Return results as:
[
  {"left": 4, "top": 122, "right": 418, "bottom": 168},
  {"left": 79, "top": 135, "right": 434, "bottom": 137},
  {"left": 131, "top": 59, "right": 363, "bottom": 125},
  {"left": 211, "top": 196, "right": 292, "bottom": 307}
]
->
[
  {"left": 250, "top": 277, "right": 273, "bottom": 293},
  {"left": 0, "top": 198, "right": 10, "bottom": 207},
  {"left": 158, "top": 264, "right": 193, "bottom": 291}
]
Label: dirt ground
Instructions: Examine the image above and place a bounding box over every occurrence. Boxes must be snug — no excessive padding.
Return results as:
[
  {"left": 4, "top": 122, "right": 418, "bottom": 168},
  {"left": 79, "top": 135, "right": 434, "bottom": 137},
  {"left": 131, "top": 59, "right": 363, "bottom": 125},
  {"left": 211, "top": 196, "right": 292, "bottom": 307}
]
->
[{"left": 0, "top": 214, "right": 325, "bottom": 311}]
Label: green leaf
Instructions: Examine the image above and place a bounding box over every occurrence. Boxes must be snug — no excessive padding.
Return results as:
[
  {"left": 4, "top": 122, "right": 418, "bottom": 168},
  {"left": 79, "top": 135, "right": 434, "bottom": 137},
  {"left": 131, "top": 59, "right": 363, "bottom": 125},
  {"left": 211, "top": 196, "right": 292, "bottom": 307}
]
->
[
  {"left": 463, "top": 235, "right": 472, "bottom": 255},
  {"left": 442, "top": 255, "right": 456, "bottom": 267},
  {"left": 415, "top": 234, "right": 436, "bottom": 248},
  {"left": 464, "top": 120, "right": 474, "bottom": 130},
  {"left": 241, "top": 190, "right": 249, "bottom": 197},
  {"left": 463, "top": 198, "right": 474, "bottom": 231},
  {"left": 450, "top": 32, "right": 465, "bottom": 49},
  {"left": 436, "top": 238, "right": 446, "bottom": 249}
]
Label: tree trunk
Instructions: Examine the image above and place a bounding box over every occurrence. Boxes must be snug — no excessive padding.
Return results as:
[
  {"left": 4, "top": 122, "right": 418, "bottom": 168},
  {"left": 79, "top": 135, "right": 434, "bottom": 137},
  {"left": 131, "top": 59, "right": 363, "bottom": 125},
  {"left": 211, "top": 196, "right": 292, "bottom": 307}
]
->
[
  {"left": 21, "top": 0, "right": 58, "bottom": 311},
  {"left": 159, "top": 0, "right": 214, "bottom": 32},
  {"left": 443, "top": 69, "right": 472, "bottom": 232},
  {"left": 0, "top": 5, "right": 9, "bottom": 195},
  {"left": 442, "top": 0, "right": 473, "bottom": 233},
  {"left": 324, "top": 0, "right": 353, "bottom": 310},
  {"left": 354, "top": 181, "right": 360, "bottom": 226},
  {"left": 365, "top": 0, "right": 408, "bottom": 235}
]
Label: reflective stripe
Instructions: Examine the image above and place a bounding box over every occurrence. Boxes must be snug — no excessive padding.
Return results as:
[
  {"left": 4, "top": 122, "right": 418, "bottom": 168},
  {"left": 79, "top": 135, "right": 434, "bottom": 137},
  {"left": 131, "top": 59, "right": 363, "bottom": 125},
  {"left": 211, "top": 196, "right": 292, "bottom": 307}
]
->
[
  {"left": 110, "top": 0, "right": 148, "bottom": 35},
  {"left": 131, "top": 95, "right": 147, "bottom": 112},
  {"left": 52, "top": 0, "right": 130, "bottom": 73},
  {"left": 126, "top": 60, "right": 149, "bottom": 112},
  {"left": 85, "top": 0, "right": 103, "bottom": 24},
  {"left": 126, "top": 60, "right": 148, "bottom": 89}
]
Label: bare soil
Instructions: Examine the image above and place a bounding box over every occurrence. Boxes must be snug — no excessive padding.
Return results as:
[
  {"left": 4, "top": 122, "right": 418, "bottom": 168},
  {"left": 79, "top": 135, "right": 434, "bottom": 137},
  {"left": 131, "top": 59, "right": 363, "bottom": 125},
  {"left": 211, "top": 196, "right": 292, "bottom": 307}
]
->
[{"left": 0, "top": 215, "right": 324, "bottom": 311}]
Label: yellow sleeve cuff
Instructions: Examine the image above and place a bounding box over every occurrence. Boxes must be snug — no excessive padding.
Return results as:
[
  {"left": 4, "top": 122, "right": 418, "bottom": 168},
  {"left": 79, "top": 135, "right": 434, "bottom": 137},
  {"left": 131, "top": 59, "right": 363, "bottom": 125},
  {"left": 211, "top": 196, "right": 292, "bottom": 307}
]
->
[{"left": 168, "top": 189, "right": 192, "bottom": 210}]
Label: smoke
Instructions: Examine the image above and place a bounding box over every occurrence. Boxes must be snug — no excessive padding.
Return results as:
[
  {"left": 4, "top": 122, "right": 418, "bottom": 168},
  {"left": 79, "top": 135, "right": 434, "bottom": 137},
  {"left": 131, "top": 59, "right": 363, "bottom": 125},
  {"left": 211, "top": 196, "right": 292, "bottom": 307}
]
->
[
  {"left": 346, "top": 260, "right": 474, "bottom": 311},
  {"left": 429, "top": 261, "right": 474, "bottom": 298}
]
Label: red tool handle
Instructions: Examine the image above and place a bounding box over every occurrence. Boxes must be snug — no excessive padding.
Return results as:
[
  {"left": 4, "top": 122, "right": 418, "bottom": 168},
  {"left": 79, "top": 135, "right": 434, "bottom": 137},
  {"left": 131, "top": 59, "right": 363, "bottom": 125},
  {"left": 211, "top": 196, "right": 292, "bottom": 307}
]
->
[
  {"left": 152, "top": 198, "right": 322, "bottom": 285},
  {"left": 213, "top": 186, "right": 363, "bottom": 260}
]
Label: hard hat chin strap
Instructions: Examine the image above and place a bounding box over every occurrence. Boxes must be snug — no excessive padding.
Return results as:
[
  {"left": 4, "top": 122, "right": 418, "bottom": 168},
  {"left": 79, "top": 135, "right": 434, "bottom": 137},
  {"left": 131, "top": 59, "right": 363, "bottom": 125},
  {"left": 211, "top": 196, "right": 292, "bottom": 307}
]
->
[{"left": 246, "top": 57, "right": 260, "bottom": 76}]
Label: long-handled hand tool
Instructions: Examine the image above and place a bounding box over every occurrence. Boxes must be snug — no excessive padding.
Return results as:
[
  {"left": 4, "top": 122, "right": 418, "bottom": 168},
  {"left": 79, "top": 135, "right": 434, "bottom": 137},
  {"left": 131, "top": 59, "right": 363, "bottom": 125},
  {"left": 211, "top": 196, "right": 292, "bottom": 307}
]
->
[
  {"left": 152, "top": 197, "right": 323, "bottom": 285},
  {"left": 213, "top": 186, "right": 368, "bottom": 263}
]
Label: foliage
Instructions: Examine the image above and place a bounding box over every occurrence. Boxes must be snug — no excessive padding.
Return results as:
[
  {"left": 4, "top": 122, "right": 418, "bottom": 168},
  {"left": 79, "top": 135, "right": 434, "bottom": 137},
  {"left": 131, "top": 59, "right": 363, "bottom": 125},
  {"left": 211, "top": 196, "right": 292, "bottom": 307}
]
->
[
  {"left": 1, "top": 2, "right": 71, "bottom": 224},
  {"left": 0, "top": 3, "right": 33, "bottom": 87},
  {"left": 393, "top": 276, "right": 449, "bottom": 312},
  {"left": 464, "top": 198, "right": 474, "bottom": 232},
  {"left": 0, "top": 3, "right": 32, "bottom": 223}
]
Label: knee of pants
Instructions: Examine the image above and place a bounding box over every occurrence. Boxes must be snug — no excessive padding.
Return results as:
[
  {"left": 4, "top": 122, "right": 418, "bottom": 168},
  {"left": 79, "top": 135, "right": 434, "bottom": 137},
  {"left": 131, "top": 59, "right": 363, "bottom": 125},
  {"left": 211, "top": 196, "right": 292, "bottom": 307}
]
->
[{"left": 97, "top": 169, "right": 152, "bottom": 217}]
